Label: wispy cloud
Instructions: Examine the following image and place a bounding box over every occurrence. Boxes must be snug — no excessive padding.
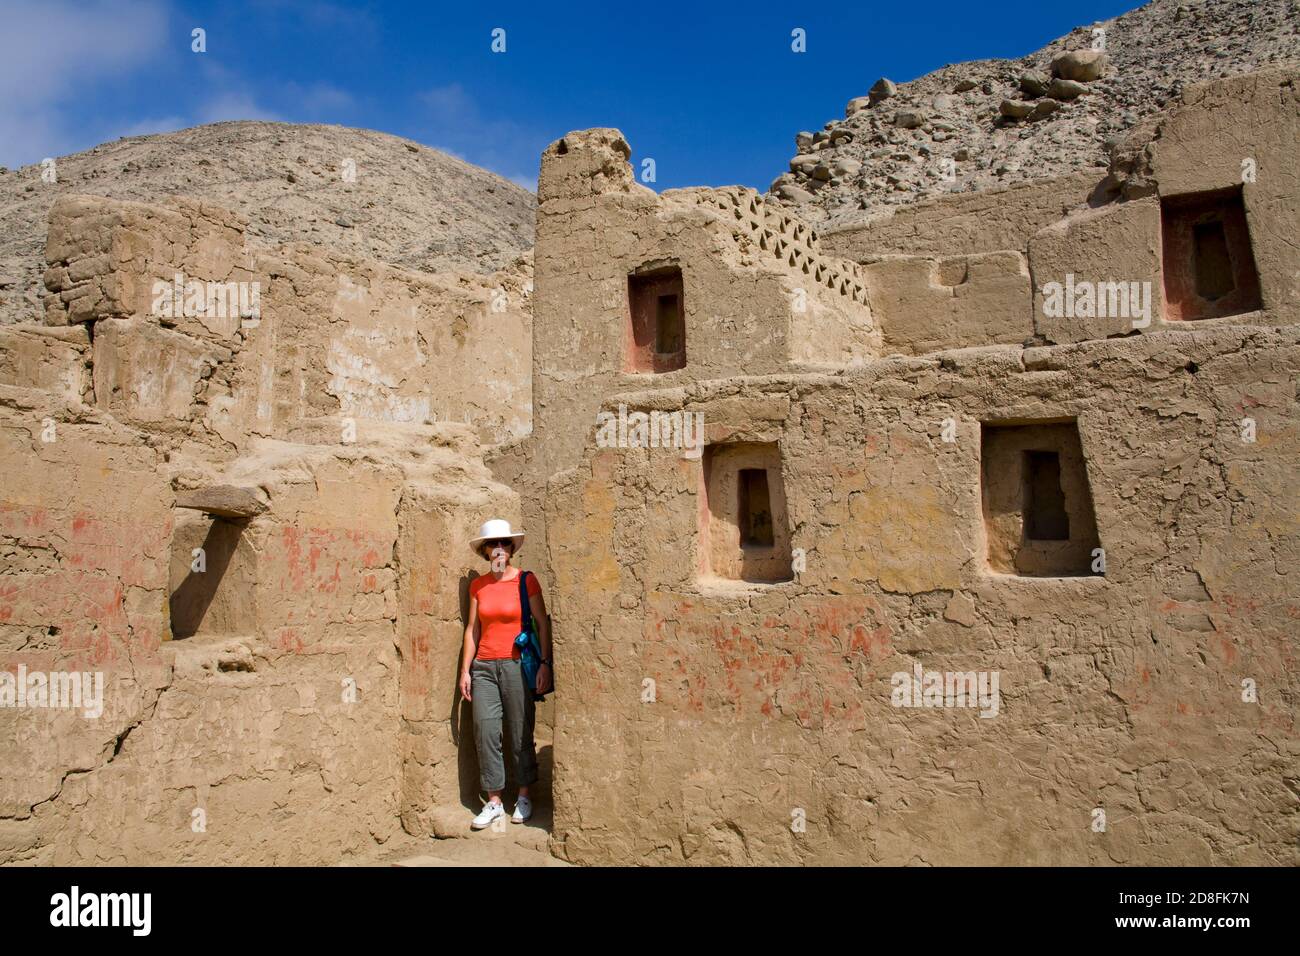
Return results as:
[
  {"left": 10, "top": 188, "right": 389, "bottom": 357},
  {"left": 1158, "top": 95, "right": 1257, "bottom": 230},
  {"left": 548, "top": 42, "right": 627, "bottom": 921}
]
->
[
  {"left": 197, "top": 92, "right": 282, "bottom": 124},
  {"left": 285, "top": 81, "right": 357, "bottom": 117},
  {"left": 188, "top": 60, "right": 283, "bottom": 124},
  {"left": 118, "top": 115, "right": 190, "bottom": 138},
  {"left": 0, "top": 0, "right": 170, "bottom": 167},
  {"left": 420, "top": 83, "right": 476, "bottom": 121},
  {"left": 417, "top": 82, "right": 543, "bottom": 188}
]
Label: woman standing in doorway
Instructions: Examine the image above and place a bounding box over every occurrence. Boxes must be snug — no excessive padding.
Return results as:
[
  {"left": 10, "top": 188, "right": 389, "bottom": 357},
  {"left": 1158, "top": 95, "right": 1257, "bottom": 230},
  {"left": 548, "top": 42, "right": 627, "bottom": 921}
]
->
[{"left": 460, "top": 519, "right": 553, "bottom": 829}]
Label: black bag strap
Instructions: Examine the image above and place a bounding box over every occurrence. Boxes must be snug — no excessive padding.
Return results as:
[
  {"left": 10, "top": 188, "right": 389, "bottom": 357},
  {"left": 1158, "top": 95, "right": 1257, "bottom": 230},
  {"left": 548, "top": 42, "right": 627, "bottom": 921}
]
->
[{"left": 518, "top": 571, "right": 534, "bottom": 634}]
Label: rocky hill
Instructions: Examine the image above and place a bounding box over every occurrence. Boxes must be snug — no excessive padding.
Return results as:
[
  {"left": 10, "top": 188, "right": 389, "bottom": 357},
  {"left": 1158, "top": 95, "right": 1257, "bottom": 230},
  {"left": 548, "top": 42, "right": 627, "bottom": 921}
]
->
[
  {"left": 769, "top": 0, "right": 1300, "bottom": 229},
  {"left": 0, "top": 121, "right": 536, "bottom": 325}
]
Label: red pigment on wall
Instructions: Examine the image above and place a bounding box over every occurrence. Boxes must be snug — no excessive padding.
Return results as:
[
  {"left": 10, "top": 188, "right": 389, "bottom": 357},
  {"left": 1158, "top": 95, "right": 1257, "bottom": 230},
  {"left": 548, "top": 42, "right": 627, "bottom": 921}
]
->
[{"left": 643, "top": 595, "right": 891, "bottom": 724}]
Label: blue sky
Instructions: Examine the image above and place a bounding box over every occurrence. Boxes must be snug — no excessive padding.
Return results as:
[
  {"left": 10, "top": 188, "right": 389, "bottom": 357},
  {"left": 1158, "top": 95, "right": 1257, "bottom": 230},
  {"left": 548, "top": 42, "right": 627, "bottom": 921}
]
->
[{"left": 0, "top": 0, "right": 1140, "bottom": 191}]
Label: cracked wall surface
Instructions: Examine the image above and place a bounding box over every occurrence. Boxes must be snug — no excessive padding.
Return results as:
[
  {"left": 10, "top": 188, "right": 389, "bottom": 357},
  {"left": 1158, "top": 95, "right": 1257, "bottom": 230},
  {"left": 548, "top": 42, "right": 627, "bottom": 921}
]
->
[
  {"left": 37, "top": 193, "right": 533, "bottom": 451},
  {"left": 546, "top": 327, "right": 1299, "bottom": 865},
  {"left": 1, "top": 66, "right": 1297, "bottom": 867},
  {"left": 0, "top": 386, "right": 506, "bottom": 863},
  {"left": 527, "top": 70, "right": 1299, "bottom": 866},
  {"left": 0, "top": 189, "right": 529, "bottom": 864}
]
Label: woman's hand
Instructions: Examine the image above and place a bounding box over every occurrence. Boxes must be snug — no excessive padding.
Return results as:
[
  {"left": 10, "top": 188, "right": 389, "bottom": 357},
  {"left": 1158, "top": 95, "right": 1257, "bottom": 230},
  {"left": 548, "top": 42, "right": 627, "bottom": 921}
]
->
[
  {"left": 536, "top": 663, "right": 551, "bottom": 695},
  {"left": 460, "top": 670, "right": 472, "bottom": 701}
]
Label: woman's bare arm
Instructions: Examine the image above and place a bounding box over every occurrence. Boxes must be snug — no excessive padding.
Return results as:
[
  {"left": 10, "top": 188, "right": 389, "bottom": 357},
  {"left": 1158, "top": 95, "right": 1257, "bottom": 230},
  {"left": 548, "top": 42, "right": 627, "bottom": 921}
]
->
[{"left": 460, "top": 596, "right": 480, "bottom": 699}]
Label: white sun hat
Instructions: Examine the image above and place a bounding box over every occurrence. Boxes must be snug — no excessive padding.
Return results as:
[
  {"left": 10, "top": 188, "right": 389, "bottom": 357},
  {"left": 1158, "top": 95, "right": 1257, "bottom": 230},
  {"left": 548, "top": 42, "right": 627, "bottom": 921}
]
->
[{"left": 470, "top": 518, "right": 525, "bottom": 557}]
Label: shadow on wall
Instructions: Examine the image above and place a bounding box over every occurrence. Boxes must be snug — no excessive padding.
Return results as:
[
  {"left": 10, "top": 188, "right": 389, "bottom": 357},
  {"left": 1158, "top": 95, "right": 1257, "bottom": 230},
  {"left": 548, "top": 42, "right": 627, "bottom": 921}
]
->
[{"left": 169, "top": 515, "right": 256, "bottom": 639}]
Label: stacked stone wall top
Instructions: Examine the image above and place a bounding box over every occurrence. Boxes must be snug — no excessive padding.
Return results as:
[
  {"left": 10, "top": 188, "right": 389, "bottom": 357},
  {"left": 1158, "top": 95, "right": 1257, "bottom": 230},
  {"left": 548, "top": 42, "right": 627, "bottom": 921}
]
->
[{"left": 26, "top": 194, "right": 534, "bottom": 457}]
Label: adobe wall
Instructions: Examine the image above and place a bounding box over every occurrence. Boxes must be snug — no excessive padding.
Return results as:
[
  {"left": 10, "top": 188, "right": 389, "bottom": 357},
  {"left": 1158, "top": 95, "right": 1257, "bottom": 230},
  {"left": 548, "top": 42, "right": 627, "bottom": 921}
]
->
[
  {"left": 0, "top": 325, "right": 89, "bottom": 404},
  {"left": 821, "top": 170, "right": 1101, "bottom": 261},
  {"left": 1, "top": 65, "right": 1295, "bottom": 868},
  {"left": 504, "top": 127, "right": 883, "bottom": 613},
  {"left": 863, "top": 250, "right": 1031, "bottom": 355},
  {"left": 1036, "top": 68, "right": 1300, "bottom": 342},
  {"left": 396, "top": 475, "right": 525, "bottom": 839},
  {"left": 0, "top": 379, "right": 511, "bottom": 863},
  {"left": 0, "top": 191, "right": 528, "bottom": 863},
  {"left": 37, "top": 194, "right": 533, "bottom": 451},
  {"left": 0, "top": 388, "right": 173, "bottom": 863},
  {"left": 536, "top": 70, "right": 1300, "bottom": 866},
  {"left": 546, "top": 326, "right": 1299, "bottom": 865},
  {"left": 821, "top": 69, "right": 1299, "bottom": 355},
  {"left": 530, "top": 128, "right": 878, "bottom": 483}
]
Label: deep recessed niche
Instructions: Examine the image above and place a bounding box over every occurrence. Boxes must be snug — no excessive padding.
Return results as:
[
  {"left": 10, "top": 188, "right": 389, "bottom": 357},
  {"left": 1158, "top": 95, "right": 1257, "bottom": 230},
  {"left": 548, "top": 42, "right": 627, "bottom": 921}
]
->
[
  {"left": 654, "top": 292, "right": 683, "bottom": 353},
  {"left": 1192, "top": 219, "right": 1234, "bottom": 301},
  {"left": 981, "top": 421, "right": 1100, "bottom": 577},
  {"left": 169, "top": 512, "right": 257, "bottom": 638},
  {"left": 737, "top": 468, "right": 775, "bottom": 547},
  {"left": 1161, "top": 186, "right": 1262, "bottom": 321},
  {"left": 1023, "top": 451, "right": 1069, "bottom": 541},
  {"left": 702, "top": 443, "right": 791, "bottom": 583},
  {"left": 626, "top": 265, "right": 686, "bottom": 373}
]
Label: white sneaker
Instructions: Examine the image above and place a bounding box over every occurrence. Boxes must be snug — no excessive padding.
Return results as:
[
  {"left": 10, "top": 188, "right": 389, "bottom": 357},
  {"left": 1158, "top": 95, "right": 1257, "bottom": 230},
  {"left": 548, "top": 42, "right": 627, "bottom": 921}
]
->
[
  {"left": 511, "top": 795, "right": 533, "bottom": 824},
  {"left": 471, "top": 800, "right": 505, "bottom": 830}
]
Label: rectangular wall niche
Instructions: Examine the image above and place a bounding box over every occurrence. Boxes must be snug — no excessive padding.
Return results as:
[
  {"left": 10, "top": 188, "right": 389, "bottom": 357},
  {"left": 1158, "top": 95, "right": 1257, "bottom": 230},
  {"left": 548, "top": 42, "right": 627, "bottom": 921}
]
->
[
  {"left": 1161, "top": 186, "right": 1262, "bottom": 321},
  {"left": 701, "top": 443, "right": 791, "bottom": 583},
  {"left": 169, "top": 512, "right": 257, "bottom": 639},
  {"left": 980, "top": 421, "right": 1100, "bottom": 577},
  {"left": 625, "top": 264, "right": 686, "bottom": 373}
]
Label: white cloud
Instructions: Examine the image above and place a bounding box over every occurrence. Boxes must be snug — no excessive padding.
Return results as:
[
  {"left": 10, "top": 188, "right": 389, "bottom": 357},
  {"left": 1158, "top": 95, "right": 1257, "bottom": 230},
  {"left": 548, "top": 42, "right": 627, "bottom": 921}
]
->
[
  {"left": 286, "top": 82, "right": 356, "bottom": 116},
  {"left": 420, "top": 83, "right": 475, "bottom": 122},
  {"left": 417, "top": 83, "right": 542, "bottom": 191},
  {"left": 197, "top": 92, "right": 282, "bottom": 124},
  {"left": 117, "top": 115, "right": 189, "bottom": 138},
  {"left": 0, "top": 0, "right": 170, "bottom": 167}
]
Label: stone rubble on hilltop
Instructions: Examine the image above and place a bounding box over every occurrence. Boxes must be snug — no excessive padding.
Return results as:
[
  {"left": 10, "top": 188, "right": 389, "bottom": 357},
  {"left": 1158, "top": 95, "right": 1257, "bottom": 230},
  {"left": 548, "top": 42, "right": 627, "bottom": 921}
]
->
[{"left": 769, "top": 0, "right": 1300, "bottom": 228}]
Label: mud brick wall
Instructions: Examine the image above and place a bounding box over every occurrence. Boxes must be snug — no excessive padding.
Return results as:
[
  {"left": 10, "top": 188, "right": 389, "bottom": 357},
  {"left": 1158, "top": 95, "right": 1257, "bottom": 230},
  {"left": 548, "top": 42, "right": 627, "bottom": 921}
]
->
[
  {"left": 38, "top": 194, "right": 533, "bottom": 452},
  {"left": 396, "top": 477, "right": 528, "bottom": 838},
  {"left": 0, "top": 391, "right": 173, "bottom": 866},
  {"left": 546, "top": 327, "right": 1299, "bottom": 865},
  {"left": 3, "top": 66, "right": 1297, "bottom": 867},
  {"left": 530, "top": 129, "right": 879, "bottom": 484},
  {"left": 0, "top": 325, "right": 90, "bottom": 403},
  {"left": 245, "top": 244, "right": 532, "bottom": 449},
  {"left": 2, "top": 189, "right": 532, "bottom": 864},
  {"left": 0, "top": 414, "right": 410, "bottom": 864},
  {"left": 821, "top": 171, "right": 1099, "bottom": 261}
]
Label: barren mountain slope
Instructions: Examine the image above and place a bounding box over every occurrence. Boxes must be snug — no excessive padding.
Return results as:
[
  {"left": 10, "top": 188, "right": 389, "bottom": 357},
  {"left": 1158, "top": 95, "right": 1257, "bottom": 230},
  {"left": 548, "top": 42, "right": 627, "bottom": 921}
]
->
[
  {"left": 769, "top": 0, "right": 1300, "bottom": 229},
  {"left": 0, "top": 121, "right": 536, "bottom": 325}
]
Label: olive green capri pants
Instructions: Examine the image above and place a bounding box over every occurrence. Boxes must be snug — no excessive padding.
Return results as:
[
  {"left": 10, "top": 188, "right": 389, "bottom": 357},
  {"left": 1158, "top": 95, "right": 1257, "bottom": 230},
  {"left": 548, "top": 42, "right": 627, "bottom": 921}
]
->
[{"left": 470, "top": 656, "right": 539, "bottom": 793}]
